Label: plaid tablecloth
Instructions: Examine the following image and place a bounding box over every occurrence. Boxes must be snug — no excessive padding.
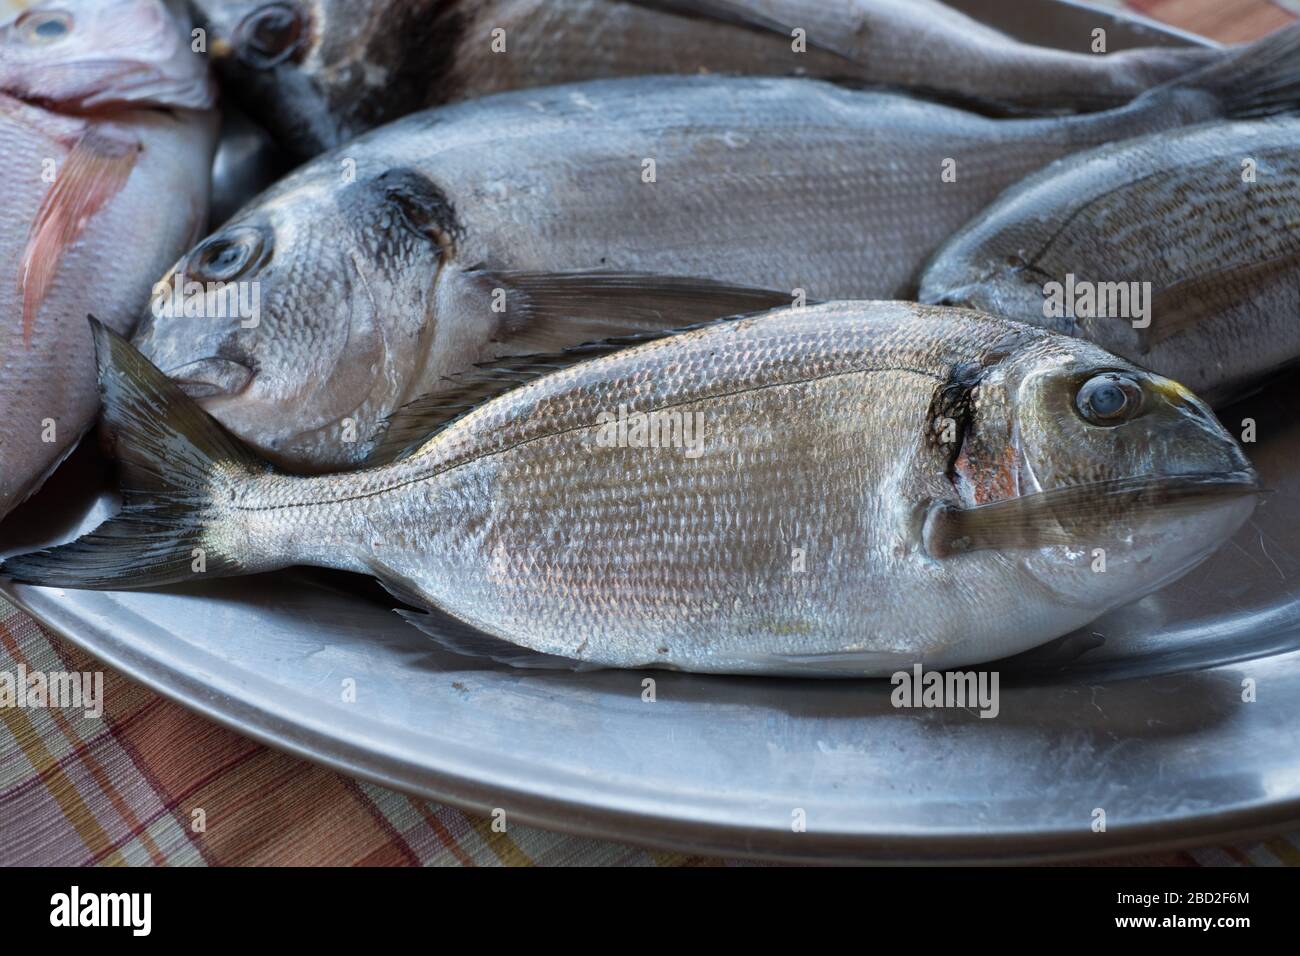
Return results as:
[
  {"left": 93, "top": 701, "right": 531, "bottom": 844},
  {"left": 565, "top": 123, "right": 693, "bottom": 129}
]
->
[{"left": 3, "top": 0, "right": 1300, "bottom": 867}]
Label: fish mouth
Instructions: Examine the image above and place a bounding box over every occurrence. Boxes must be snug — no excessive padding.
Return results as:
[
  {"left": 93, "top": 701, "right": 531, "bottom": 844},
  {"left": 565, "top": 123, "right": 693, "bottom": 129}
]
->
[
  {"left": 921, "top": 282, "right": 979, "bottom": 308},
  {"left": 8, "top": 61, "right": 217, "bottom": 114},
  {"left": 77, "top": 63, "right": 217, "bottom": 112},
  {"left": 164, "top": 358, "right": 254, "bottom": 400}
]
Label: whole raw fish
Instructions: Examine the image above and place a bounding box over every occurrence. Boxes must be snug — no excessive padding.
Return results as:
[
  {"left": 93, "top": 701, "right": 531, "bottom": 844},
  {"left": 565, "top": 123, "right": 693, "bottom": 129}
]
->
[
  {"left": 919, "top": 118, "right": 1300, "bottom": 405},
  {"left": 1, "top": 305, "right": 1258, "bottom": 675},
  {"left": 0, "top": 0, "right": 217, "bottom": 524},
  {"left": 133, "top": 26, "right": 1300, "bottom": 471},
  {"left": 189, "top": 0, "right": 1218, "bottom": 159}
]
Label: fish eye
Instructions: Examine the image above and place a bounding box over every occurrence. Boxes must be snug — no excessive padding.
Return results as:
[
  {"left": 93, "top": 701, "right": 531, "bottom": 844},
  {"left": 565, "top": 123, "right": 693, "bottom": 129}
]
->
[
  {"left": 235, "top": 2, "right": 304, "bottom": 67},
  {"left": 186, "top": 227, "right": 269, "bottom": 282},
  {"left": 17, "top": 10, "right": 72, "bottom": 44},
  {"left": 1076, "top": 373, "right": 1142, "bottom": 426}
]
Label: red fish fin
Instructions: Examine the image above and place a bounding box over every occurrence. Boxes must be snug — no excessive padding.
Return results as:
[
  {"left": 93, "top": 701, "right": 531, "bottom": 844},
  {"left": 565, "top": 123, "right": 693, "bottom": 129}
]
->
[{"left": 19, "top": 129, "right": 140, "bottom": 347}]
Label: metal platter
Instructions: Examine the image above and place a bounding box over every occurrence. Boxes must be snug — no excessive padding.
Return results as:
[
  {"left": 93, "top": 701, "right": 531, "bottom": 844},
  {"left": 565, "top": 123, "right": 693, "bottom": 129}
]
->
[{"left": 6, "top": 3, "right": 1298, "bottom": 863}]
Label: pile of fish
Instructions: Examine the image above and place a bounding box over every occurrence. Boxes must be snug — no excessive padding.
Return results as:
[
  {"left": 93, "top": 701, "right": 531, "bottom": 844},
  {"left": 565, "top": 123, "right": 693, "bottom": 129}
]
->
[{"left": 1, "top": 0, "right": 1296, "bottom": 677}]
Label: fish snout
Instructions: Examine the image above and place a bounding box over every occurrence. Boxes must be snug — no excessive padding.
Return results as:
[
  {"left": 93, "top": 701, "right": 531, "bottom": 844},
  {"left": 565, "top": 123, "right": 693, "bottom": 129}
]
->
[{"left": 919, "top": 277, "right": 987, "bottom": 310}]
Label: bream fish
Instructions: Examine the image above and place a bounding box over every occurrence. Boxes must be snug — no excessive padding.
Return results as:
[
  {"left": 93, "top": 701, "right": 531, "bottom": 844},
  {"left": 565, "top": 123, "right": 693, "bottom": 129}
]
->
[
  {"left": 188, "top": 0, "right": 1219, "bottom": 159},
  {"left": 0, "top": 0, "right": 217, "bottom": 524},
  {"left": 919, "top": 117, "right": 1300, "bottom": 405},
  {"left": 2, "top": 304, "right": 1258, "bottom": 675},
  {"left": 132, "top": 26, "right": 1300, "bottom": 471}
]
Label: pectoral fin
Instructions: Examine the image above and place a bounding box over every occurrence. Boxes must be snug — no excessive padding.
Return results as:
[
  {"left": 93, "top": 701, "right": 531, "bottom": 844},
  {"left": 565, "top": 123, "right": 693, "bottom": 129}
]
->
[
  {"left": 923, "top": 473, "right": 1260, "bottom": 558},
  {"left": 20, "top": 129, "right": 140, "bottom": 346},
  {"left": 1141, "top": 250, "right": 1300, "bottom": 351},
  {"left": 476, "top": 268, "right": 796, "bottom": 354},
  {"left": 365, "top": 272, "right": 796, "bottom": 464}
]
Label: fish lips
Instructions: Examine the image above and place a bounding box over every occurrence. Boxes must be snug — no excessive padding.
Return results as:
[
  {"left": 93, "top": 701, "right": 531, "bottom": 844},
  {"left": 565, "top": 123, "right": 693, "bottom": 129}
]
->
[
  {"left": 5, "top": 60, "right": 217, "bottom": 113},
  {"left": 164, "top": 357, "right": 255, "bottom": 400}
]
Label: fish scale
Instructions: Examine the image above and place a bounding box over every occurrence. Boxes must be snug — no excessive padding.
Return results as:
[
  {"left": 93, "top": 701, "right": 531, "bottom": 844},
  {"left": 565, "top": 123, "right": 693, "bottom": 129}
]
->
[
  {"left": 20, "top": 304, "right": 1206, "bottom": 671},
  {"left": 132, "top": 24, "right": 1300, "bottom": 471},
  {"left": 1, "top": 301, "right": 1242, "bottom": 675},
  {"left": 920, "top": 117, "right": 1300, "bottom": 402},
  {"left": 0, "top": 0, "right": 216, "bottom": 524},
  {"left": 191, "top": 0, "right": 1221, "bottom": 160}
]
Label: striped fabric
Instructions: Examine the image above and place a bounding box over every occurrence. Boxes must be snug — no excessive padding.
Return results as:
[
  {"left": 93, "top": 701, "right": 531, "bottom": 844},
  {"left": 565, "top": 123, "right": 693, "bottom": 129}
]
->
[{"left": 3, "top": 0, "right": 1299, "bottom": 867}]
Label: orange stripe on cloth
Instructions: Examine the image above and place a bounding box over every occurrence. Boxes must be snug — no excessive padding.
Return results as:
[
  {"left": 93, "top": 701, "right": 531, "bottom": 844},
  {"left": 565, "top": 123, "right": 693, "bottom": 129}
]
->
[
  {"left": 410, "top": 797, "right": 477, "bottom": 866},
  {"left": 37, "top": 639, "right": 168, "bottom": 866}
]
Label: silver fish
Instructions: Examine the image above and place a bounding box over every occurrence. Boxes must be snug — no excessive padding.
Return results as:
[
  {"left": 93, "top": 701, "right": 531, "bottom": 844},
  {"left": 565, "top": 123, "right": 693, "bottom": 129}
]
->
[
  {"left": 132, "top": 28, "right": 1300, "bottom": 472},
  {"left": 0, "top": 0, "right": 217, "bottom": 524},
  {"left": 1, "top": 305, "right": 1258, "bottom": 675},
  {"left": 189, "top": 0, "right": 1218, "bottom": 159},
  {"left": 918, "top": 117, "right": 1300, "bottom": 405}
]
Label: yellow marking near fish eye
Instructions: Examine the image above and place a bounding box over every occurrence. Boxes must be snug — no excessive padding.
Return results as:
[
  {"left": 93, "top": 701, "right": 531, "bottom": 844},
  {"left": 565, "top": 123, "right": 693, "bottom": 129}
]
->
[
  {"left": 209, "top": 37, "right": 233, "bottom": 59},
  {"left": 1149, "top": 377, "right": 1197, "bottom": 404}
]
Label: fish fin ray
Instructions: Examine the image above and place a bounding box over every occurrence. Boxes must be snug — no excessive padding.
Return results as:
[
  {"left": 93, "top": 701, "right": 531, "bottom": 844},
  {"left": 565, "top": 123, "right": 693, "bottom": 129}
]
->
[
  {"left": 19, "top": 129, "right": 139, "bottom": 347},
  {"left": 0, "top": 318, "right": 268, "bottom": 589},
  {"left": 397, "top": 609, "right": 605, "bottom": 671},
  {"left": 620, "top": 0, "right": 854, "bottom": 59},
  {"left": 1141, "top": 249, "right": 1300, "bottom": 349},
  {"left": 1155, "top": 22, "right": 1300, "bottom": 118},
  {"left": 477, "top": 269, "right": 795, "bottom": 355},
  {"left": 364, "top": 326, "right": 704, "bottom": 464},
  {"left": 362, "top": 555, "right": 605, "bottom": 671},
  {"left": 364, "top": 274, "right": 794, "bottom": 464}
]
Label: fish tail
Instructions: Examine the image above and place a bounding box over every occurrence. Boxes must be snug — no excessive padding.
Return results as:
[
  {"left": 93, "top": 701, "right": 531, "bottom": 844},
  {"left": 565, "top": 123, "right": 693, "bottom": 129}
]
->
[
  {"left": 0, "top": 317, "right": 272, "bottom": 590},
  {"left": 1161, "top": 22, "right": 1300, "bottom": 118}
]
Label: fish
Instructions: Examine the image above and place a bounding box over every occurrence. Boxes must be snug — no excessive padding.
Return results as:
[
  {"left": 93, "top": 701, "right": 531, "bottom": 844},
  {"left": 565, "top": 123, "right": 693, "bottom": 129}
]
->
[
  {"left": 0, "top": 2, "right": 34, "bottom": 23},
  {"left": 210, "top": 107, "right": 292, "bottom": 227},
  {"left": 188, "top": 0, "right": 1220, "bottom": 160},
  {"left": 131, "top": 25, "right": 1300, "bottom": 472},
  {"left": 0, "top": 305, "right": 1259, "bottom": 676},
  {"left": 0, "top": 0, "right": 218, "bottom": 524},
  {"left": 918, "top": 118, "right": 1300, "bottom": 405}
]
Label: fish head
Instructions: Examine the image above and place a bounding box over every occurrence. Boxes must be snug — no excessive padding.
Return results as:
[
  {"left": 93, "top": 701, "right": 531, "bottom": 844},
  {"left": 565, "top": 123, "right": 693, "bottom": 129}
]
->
[
  {"left": 132, "top": 162, "right": 453, "bottom": 469},
  {"left": 0, "top": 0, "right": 215, "bottom": 112},
  {"left": 949, "top": 335, "right": 1257, "bottom": 611},
  {"left": 191, "top": 0, "right": 450, "bottom": 158},
  {"left": 918, "top": 221, "right": 1068, "bottom": 332}
]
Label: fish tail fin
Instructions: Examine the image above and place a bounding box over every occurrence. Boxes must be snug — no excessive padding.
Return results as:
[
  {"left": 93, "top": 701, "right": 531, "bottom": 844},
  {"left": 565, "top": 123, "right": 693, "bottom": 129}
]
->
[
  {"left": 0, "top": 317, "right": 272, "bottom": 590},
  {"left": 1159, "top": 23, "right": 1300, "bottom": 118}
]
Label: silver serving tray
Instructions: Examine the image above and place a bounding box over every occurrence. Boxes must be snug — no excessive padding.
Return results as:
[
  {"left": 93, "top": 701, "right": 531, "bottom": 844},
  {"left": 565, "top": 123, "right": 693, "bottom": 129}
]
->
[{"left": 7, "top": 3, "right": 1297, "bottom": 863}]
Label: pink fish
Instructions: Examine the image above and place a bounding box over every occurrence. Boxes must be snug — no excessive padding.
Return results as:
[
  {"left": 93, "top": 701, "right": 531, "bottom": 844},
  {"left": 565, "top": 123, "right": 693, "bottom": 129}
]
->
[{"left": 0, "top": 0, "right": 217, "bottom": 522}]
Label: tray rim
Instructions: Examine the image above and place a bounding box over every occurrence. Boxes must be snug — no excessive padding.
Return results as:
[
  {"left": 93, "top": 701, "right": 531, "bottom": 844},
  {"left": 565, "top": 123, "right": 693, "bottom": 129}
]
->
[{"left": 7, "top": 581, "right": 1298, "bottom": 864}]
